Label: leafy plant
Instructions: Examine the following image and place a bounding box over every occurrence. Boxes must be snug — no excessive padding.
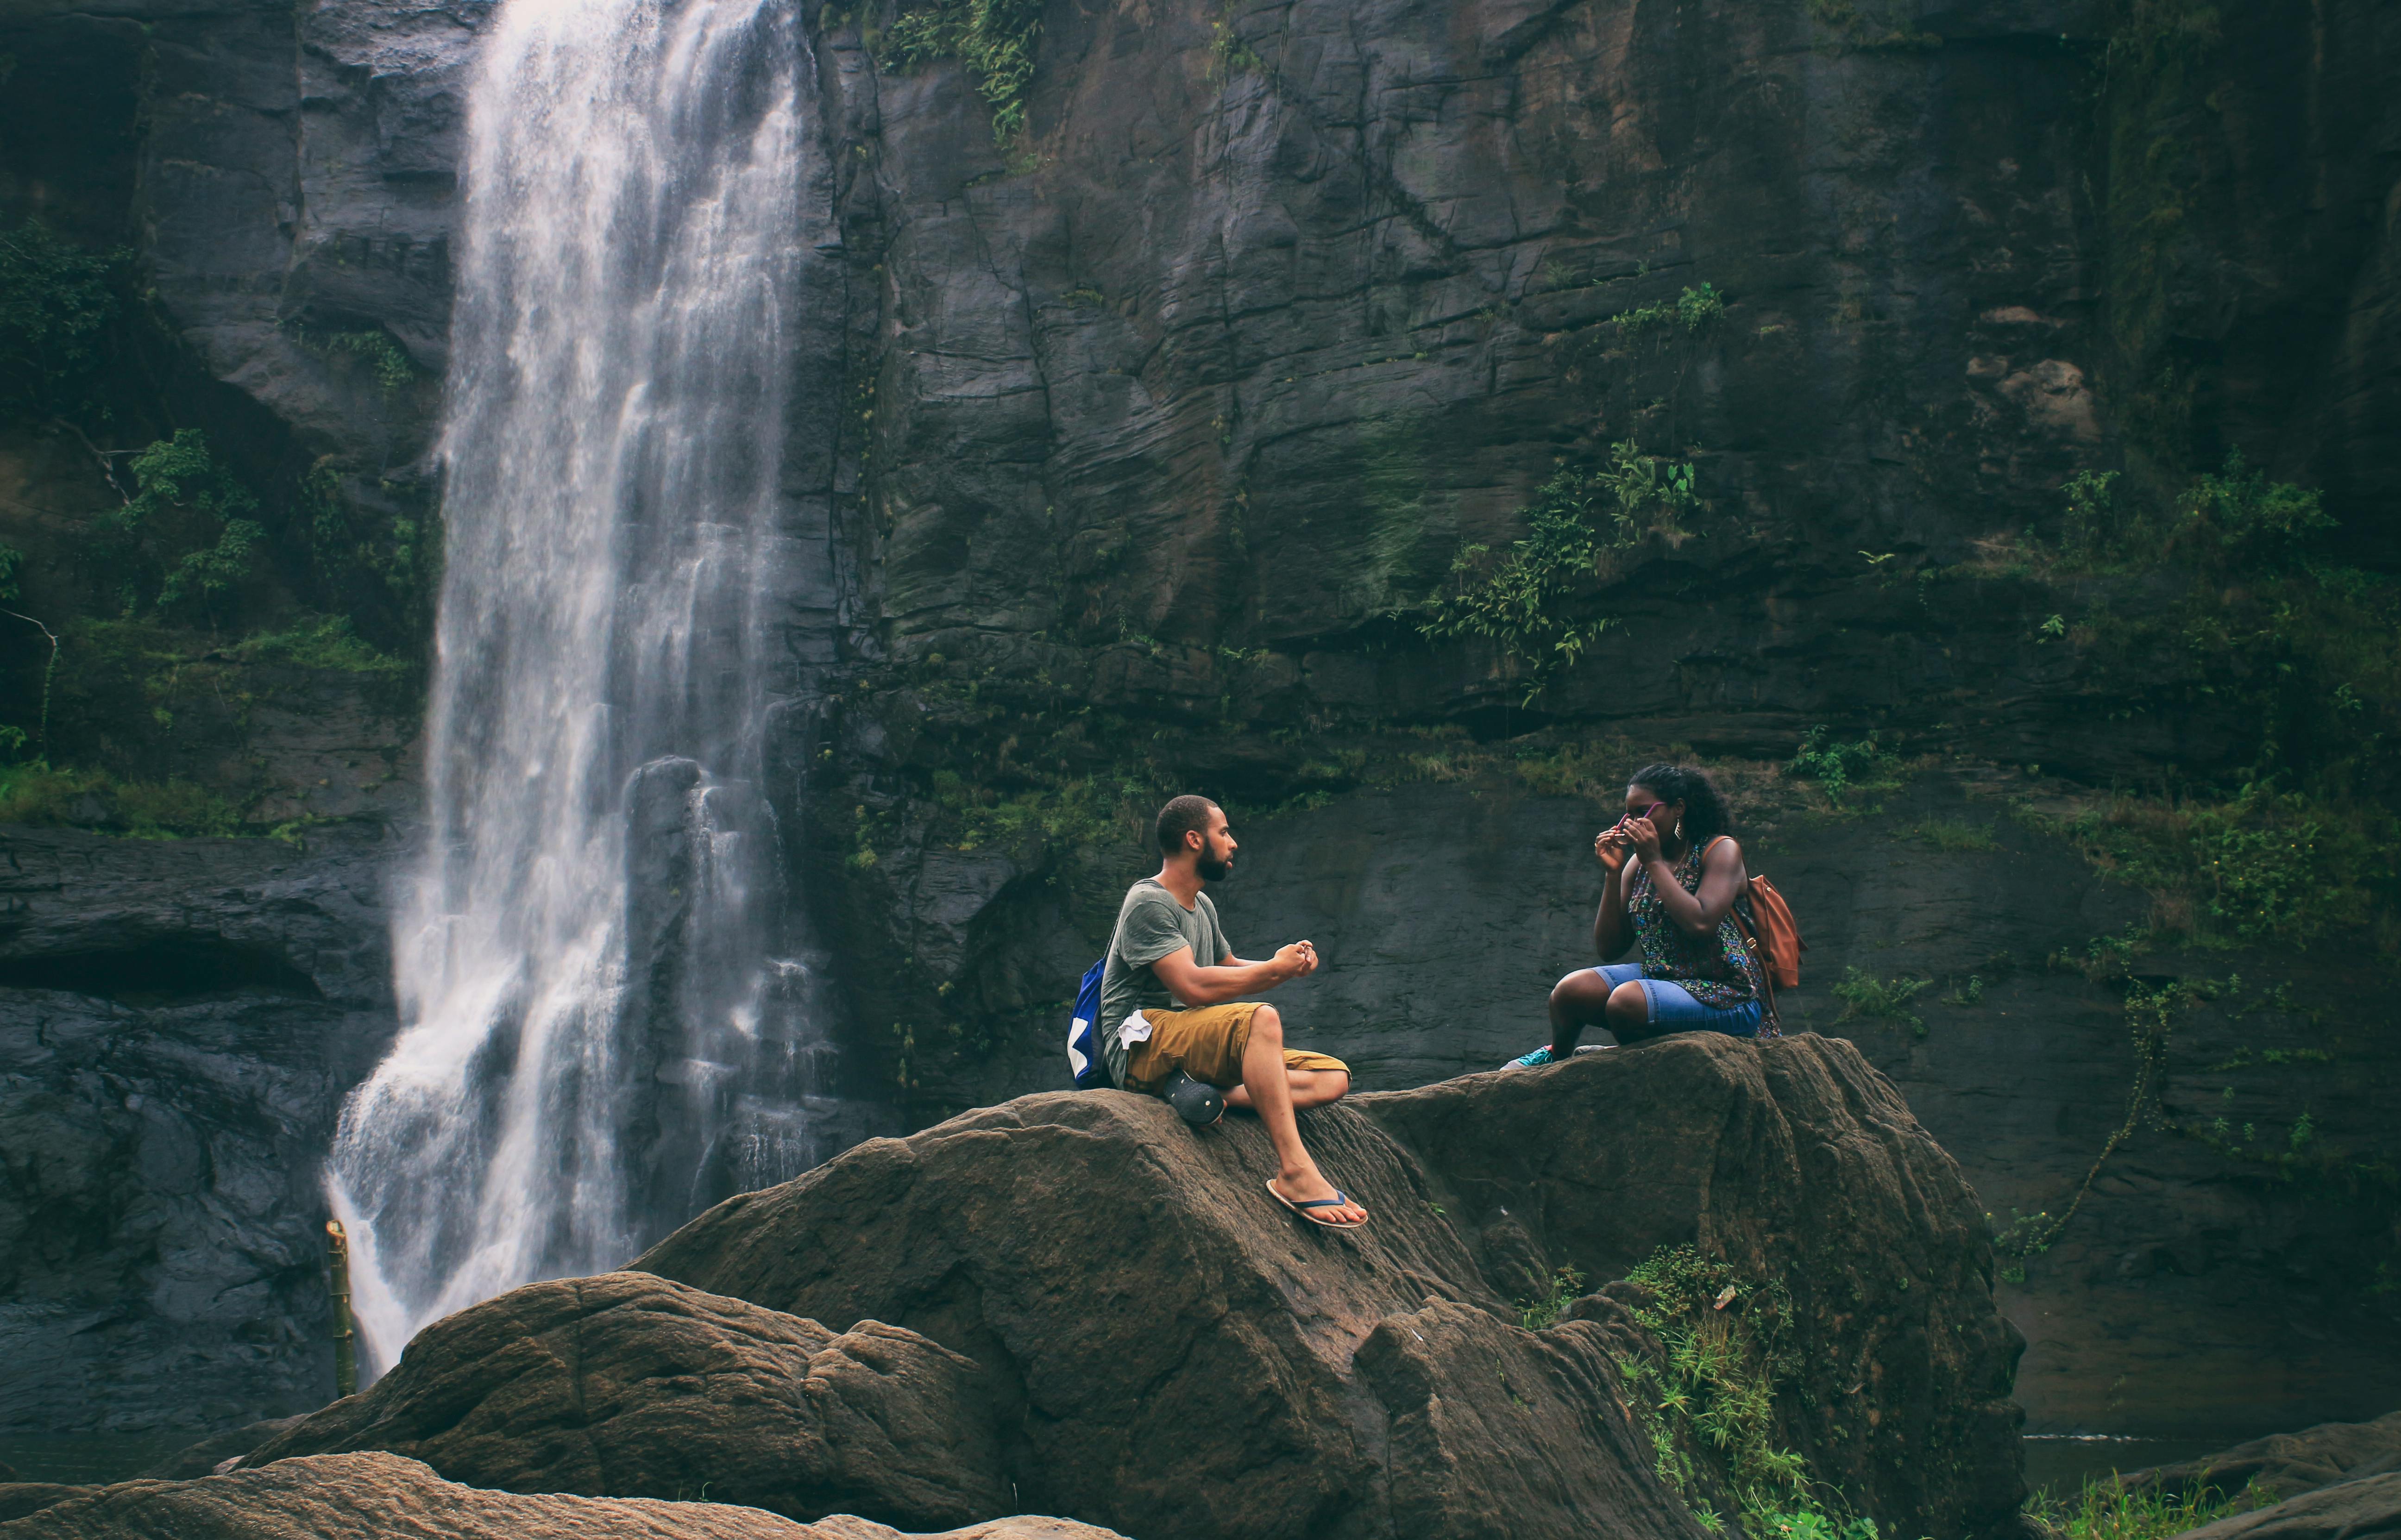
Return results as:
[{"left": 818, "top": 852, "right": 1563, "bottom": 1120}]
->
[
  {"left": 0, "top": 218, "right": 129, "bottom": 420},
  {"left": 2025, "top": 1466, "right": 2257, "bottom": 1540},
  {"left": 88, "top": 429, "right": 265, "bottom": 624},
  {"left": 1617, "top": 282, "right": 1727, "bottom": 336},
  {"left": 1421, "top": 447, "right": 1698, "bottom": 701},
  {"left": 321, "top": 329, "right": 418, "bottom": 394},
  {"left": 2178, "top": 448, "right": 2334, "bottom": 559},
  {"left": 880, "top": 0, "right": 1045, "bottom": 141},
  {"left": 1831, "top": 968, "right": 1930, "bottom": 1035},
  {"left": 229, "top": 613, "right": 406, "bottom": 673},
  {"left": 1519, "top": 1263, "right": 1586, "bottom": 1329},
  {"left": 2060, "top": 469, "right": 2121, "bottom": 552},
  {"left": 0, "top": 761, "right": 242, "bottom": 838},
  {"left": 1787, "top": 726, "right": 1900, "bottom": 801},
  {"left": 1615, "top": 1246, "right": 1840, "bottom": 1540}
]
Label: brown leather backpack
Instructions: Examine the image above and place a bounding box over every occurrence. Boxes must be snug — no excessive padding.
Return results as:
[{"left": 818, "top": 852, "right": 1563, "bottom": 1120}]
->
[
  {"left": 1705, "top": 836, "right": 1806, "bottom": 1002},
  {"left": 1738, "top": 874, "right": 1804, "bottom": 989}
]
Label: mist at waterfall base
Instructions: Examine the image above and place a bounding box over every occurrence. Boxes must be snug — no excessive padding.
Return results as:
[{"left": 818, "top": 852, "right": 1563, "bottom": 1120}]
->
[{"left": 325, "top": 0, "right": 841, "bottom": 1379}]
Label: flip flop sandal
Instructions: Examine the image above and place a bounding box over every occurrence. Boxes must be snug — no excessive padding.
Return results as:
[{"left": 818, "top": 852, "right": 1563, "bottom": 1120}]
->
[{"left": 1266, "top": 1180, "right": 1367, "bottom": 1229}]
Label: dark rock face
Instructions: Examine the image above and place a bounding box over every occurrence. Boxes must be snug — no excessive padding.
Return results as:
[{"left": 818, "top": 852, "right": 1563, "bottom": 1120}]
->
[
  {"left": 638, "top": 1033, "right": 2022, "bottom": 1540},
  {"left": 6, "top": 0, "right": 2399, "bottom": 1459},
  {"left": 0, "top": 1451, "right": 1131, "bottom": 1540},
  {"left": 240, "top": 1273, "right": 1008, "bottom": 1531},
  {"left": 0, "top": 825, "right": 396, "bottom": 1435}
]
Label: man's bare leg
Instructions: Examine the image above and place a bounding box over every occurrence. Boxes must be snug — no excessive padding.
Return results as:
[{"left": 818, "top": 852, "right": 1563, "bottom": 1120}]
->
[
  {"left": 1243, "top": 1007, "right": 1366, "bottom": 1225},
  {"left": 1225, "top": 1065, "right": 1349, "bottom": 1112}
]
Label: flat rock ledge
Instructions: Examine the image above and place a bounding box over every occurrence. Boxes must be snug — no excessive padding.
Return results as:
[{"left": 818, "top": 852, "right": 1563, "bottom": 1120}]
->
[{"left": 0, "top": 1452, "right": 1125, "bottom": 1540}]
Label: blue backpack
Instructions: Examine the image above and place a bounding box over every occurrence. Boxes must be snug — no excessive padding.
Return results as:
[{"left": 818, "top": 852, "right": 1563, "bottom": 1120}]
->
[{"left": 1066, "top": 957, "right": 1110, "bottom": 1089}]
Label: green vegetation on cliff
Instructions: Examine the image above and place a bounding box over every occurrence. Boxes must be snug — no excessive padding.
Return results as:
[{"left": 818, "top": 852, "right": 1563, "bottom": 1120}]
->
[
  {"left": 0, "top": 218, "right": 132, "bottom": 422},
  {"left": 1420, "top": 445, "right": 1700, "bottom": 701},
  {"left": 876, "top": 0, "right": 1044, "bottom": 141}
]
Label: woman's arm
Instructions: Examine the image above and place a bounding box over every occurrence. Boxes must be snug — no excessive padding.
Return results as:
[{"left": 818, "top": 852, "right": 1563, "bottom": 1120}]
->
[
  {"left": 1628, "top": 832, "right": 1748, "bottom": 938},
  {"left": 1592, "top": 826, "right": 1635, "bottom": 958}
]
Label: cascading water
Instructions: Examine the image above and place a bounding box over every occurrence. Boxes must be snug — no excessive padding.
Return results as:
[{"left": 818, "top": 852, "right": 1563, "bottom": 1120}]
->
[{"left": 327, "top": 0, "right": 841, "bottom": 1376}]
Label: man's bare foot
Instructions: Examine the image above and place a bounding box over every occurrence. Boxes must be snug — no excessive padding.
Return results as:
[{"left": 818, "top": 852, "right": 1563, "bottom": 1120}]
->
[{"left": 1268, "top": 1171, "right": 1366, "bottom": 1227}]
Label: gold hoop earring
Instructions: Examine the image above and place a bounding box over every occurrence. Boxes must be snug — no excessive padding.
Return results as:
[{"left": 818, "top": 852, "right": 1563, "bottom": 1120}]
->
[{"left": 1675, "top": 818, "right": 1684, "bottom": 838}]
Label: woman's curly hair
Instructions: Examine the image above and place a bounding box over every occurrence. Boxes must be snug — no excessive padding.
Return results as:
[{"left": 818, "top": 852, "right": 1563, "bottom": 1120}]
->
[{"left": 1628, "top": 763, "right": 1735, "bottom": 845}]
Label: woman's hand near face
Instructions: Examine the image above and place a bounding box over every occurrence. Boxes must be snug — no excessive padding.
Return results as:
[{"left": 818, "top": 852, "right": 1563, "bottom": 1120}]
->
[
  {"left": 1624, "top": 811, "right": 1664, "bottom": 864},
  {"left": 1595, "top": 825, "right": 1633, "bottom": 873}
]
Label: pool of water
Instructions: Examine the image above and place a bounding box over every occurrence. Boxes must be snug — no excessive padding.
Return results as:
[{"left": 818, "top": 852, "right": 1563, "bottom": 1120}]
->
[
  {"left": 0, "top": 1433, "right": 195, "bottom": 1486},
  {"left": 2022, "top": 1434, "right": 2248, "bottom": 1497}
]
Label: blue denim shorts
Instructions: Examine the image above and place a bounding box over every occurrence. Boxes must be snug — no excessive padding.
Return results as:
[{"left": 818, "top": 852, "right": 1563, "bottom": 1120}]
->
[{"left": 1593, "top": 963, "right": 1762, "bottom": 1037}]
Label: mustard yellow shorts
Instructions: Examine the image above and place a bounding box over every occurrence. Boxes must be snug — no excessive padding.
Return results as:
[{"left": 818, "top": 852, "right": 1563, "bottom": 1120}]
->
[{"left": 1123, "top": 1001, "right": 1350, "bottom": 1094}]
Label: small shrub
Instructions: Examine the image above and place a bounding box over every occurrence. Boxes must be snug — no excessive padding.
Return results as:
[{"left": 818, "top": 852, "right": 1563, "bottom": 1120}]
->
[
  {"left": 321, "top": 329, "right": 418, "bottom": 394},
  {"left": 0, "top": 219, "right": 129, "bottom": 419},
  {"left": 1617, "top": 282, "right": 1727, "bottom": 336},
  {"left": 0, "top": 762, "right": 241, "bottom": 837},
  {"left": 2060, "top": 469, "right": 2121, "bottom": 552},
  {"left": 1519, "top": 1263, "right": 1586, "bottom": 1329},
  {"left": 89, "top": 429, "right": 264, "bottom": 623},
  {"left": 1788, "top": 726, "right": 1900, "bottom": 800},
  {"left": 229, "top": 614, "right": 407, "bottom": 673},
  {"left": 1421, "top": 446, "right": 1698, "bottom": 701},
  {"left": 1831, "top": 967, "right": 1929, "bottom": 1033},
  {"left": 1913, "top": 817, "right": 1997, "bottom": 851},
  {"left": 2026, "top": 1469, "right": 2256, "bottom": 1540},
  {"left": 2178, "top": 449, "right": 2334, "bottom": 559},
  {"left": 880, "top": 0, "right": 1045, "bottom": 141},
  {"left": 1615, "top": 1245, "right": 1833, "bottom": 1539}
]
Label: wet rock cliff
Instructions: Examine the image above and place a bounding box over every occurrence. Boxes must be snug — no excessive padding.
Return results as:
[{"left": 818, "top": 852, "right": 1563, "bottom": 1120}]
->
[{"left": 3, "top": 0, "right": 2399, "bottom": 1450}]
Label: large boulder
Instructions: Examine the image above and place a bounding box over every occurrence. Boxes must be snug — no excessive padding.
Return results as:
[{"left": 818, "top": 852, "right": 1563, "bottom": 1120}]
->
[
  {"left": 238, "top": 1273, "right": 1006, "bottom": 1530},
  {"left": 637, "top": 1032, "right": 2024, "bottom": 1540},
  {"left": 2169, "top": 1471, "right": 2401, "bottom": 1540},
  {"left": 0, "top": 1451, "right": 1125, "bottom": 1540},
  {"left": 138, "top": 1417, "right": 306, "bottom": 1481},
  {"left": 2124, "top": 1411, "right": 2401, "bottom": 1506}
]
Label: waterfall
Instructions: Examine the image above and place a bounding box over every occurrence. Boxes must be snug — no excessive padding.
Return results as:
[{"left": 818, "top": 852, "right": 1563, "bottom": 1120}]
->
[{"left": 327, "top": 0, "right": 838, "bottom": 1377}]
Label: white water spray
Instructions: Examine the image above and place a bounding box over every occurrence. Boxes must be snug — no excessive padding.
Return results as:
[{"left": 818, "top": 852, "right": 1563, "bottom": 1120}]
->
[{"left": 328, "top": 0, "right": 837, "bottom": 1376}]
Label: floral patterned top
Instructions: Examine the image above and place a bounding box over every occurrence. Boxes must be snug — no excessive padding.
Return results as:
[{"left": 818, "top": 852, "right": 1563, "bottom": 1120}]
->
[{"left": 1625, "top": 839, "right": 1765, "bottom": 1015}]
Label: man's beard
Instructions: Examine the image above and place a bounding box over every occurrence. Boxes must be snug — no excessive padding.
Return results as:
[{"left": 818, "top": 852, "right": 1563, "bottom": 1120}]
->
[{"left": 1199, "top": 854, "right": 1234, "bottom": 883}]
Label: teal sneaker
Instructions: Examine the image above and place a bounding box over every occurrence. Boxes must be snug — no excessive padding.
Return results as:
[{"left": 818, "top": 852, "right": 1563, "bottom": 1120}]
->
[{"left": 1508, "top": 1045, "right": 1558, "bottom": 1069}]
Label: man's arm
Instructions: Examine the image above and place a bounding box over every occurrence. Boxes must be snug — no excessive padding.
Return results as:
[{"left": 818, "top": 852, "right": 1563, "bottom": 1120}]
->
[{"left": 1151, "top": 941, "right": 1316, "bottom": 1007}]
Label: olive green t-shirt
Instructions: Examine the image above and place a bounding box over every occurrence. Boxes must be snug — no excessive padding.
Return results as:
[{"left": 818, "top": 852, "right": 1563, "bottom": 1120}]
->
[{"left": 1097, "top": 877, "right": 1232, "bottom": 1088}]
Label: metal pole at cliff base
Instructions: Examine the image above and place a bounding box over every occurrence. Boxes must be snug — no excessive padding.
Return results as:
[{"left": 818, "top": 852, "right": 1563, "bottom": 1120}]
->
[{"left": 326, "top": 1219, "right": 357, "bottom": 1398}]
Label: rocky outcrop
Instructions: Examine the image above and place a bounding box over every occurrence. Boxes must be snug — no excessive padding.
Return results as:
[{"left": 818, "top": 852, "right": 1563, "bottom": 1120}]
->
[
  {"left": 2126, "top": 1411, "right": 2401, "bottom": 1507},
  {"left": 2172, "top": 1472, "right": 2401, "bottom": 1540},
  {"left": 0, "top": 1452, "right": 1131, "bottom": 1540},
  {"left": 7, "top": 0, "right": 2400, "bottom": 1456},
  {"left": 137, "top": 1417, "right": 304, "bottom": 1481},
  {"left": 0, "top": 824, "right": 396, "bottom": 1435},
  {"left": 239, "top": 1273, "right": 1007, "bottom": 1530},
  {"left": 635, "top": 1032, "right": 2022, "bottom": 1540}
]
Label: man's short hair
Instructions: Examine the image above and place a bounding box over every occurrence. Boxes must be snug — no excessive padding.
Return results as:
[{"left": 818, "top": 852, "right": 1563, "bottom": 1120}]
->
[{"left": 1156, "top": 794, "right": 1219, "bottom": 855}]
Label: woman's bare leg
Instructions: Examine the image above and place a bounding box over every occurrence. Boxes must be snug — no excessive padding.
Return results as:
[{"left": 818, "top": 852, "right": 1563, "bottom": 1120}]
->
[
  {"left": 1549, "top": 968, "right": 1616, "bottom": 1054},
  {"left": 1605, "top": 980, "right": 1669, "bottom": 1043}
]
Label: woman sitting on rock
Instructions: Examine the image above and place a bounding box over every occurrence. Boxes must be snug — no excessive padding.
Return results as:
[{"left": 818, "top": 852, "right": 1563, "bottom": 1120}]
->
[{"left": 1508, "top": 762, "right": 1766, "bottom": 1067}]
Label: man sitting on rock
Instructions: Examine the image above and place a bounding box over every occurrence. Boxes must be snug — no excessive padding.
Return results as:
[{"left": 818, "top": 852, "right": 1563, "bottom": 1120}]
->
[{"left": 1097, "top": 794, "right": 1367, "bottom": 1228}]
